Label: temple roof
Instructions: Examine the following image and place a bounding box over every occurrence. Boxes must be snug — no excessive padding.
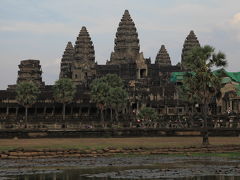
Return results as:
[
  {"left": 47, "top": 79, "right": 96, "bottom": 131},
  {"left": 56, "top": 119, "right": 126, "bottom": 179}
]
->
[
  {"left": 59, "top": 42, "right": 74, "bottom": 79},
  {"left": 111, "top": 10, "right": 140, "bottom": 61},
  {"left": 155, "top": 45, "right": 171, "bottom": 66},
  {"left": 62, "top": 42, "right": 74, "bottom": 62},
  {"left": 17, "top": 59, "right": 44, "bottom": 86},
  {"left": 181, "top": 30, "right": 200, "bottom": 68},
  {"left": 74, "top": 26, "right": 95, "bottom": 62}
]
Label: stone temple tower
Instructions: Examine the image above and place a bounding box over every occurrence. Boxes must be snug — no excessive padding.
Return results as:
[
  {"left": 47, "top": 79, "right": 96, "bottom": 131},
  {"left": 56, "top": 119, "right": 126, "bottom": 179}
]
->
[
  {"left": 17, "top": 59, "right": 44, "bottom": 86},
  {"left": 108, "top": 10, "right": 147, "bottom": 79},
  {"left": 155, "top": 45, "right": 171, "bottom": 66},
  {"left": 108, "top": 10, "right": 142, "bottom": 64},
  {"left": 71, "top": 26, "right": 96, "bottom": 85},
  {"left": 181, "top": 30, "right": 200, "bottom": 69},
  {"left": 59, "top": 42, "right": 74, "bottom": 79}
]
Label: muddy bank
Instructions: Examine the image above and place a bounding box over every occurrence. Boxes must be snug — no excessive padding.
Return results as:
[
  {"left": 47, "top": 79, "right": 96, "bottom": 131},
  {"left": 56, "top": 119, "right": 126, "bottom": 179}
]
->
[{"left": 1, "top": 144, "right": 240, "bottom": 159}]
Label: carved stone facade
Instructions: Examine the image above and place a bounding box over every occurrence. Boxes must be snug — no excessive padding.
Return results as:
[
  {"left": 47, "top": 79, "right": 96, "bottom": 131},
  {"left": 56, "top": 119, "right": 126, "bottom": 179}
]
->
[
  {"left": 1, "top": 10, "right": 239, "bottom": 127},
  {"left": 17, "top": 59, "right": 45, "bottom": 86},
  {"left": 59, "top": 42, "right": 74, "bottom": 79},
  {"left": 108, "top": 10, "right": 140, "bottom": 65},
  {"left": 59, "top": 26, "right": 96, "bottom": 85},
  {"left": 155, "top": 45, "right": 171, "bottom": 66}
]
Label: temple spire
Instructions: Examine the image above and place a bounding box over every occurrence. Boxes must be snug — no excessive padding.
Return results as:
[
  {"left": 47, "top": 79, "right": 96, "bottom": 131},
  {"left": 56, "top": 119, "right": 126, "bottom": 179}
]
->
[
  {"left": 109, "top": 10, "right": 140, "bottom": 64},
  {"left": 74, "top": 26, "right": 95, "bottom": 62},
  {"left": 155, "top": 45, "right": 171, "bottom": 66},
  {"left": 181, "top": 30, "right": 200, "bottom": 69},
  {"left": 17, "top": 60, "right": 44, "bottom": 86},
  {"left": 59, "top": 41, "right": 74, "bottom": 79}
]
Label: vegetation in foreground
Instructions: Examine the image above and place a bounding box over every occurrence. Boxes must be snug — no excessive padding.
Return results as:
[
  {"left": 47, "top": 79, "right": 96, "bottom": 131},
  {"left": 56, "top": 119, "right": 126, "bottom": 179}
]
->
[{"left": 181, "top": 45, "right": 227, "bottom": 146}]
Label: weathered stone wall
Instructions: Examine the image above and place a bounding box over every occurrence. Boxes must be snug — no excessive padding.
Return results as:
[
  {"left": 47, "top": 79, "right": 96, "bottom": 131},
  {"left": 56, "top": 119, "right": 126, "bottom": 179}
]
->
[{"left": 0, "top": 128, "right": 239, "bottom": 138}]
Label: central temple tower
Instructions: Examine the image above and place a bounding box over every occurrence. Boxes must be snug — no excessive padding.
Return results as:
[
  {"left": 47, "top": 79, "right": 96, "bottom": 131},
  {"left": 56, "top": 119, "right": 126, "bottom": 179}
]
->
[{"left": 107, "top": 10, "right": 147, "bottom": 78}]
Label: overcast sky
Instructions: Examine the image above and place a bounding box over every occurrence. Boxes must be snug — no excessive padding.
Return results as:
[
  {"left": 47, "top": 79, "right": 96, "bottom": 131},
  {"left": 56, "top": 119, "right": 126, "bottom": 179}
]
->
[{"left": 0, "top": 0, "right": 240, "bottom": 89}]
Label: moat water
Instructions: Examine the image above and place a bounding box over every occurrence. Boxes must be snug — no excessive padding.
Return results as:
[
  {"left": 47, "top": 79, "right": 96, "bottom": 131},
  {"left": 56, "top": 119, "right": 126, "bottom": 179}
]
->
[
  {"left": 7, "top": 168, "right": 240, "bottom": 180},
  {"left": 11, "top": 173, "right": 240, "bottom": 180},
  {"left": 1, "top": 155, "right": 240, "bottom": 180}
]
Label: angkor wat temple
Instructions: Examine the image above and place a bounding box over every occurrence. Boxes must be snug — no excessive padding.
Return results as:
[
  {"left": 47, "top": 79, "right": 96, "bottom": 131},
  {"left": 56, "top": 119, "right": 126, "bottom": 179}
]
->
[{"left": 1, "top": 10, "right": 240, "bottom": 129}]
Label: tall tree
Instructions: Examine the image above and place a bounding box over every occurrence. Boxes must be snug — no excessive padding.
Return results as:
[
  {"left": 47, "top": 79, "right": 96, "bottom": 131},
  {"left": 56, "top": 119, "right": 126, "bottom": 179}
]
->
[
  {"left": 16, "top": 81, "right": 40, "bottom": 124},
  {"left": 108, "top": 87, "right": 128, "bottom": 121},
  {"left": 90, "top": 74, "right": 128, "bottom": 122},
  {"left": 90, "top": 80, "right": 109, "bottom": 122},
  {"left": 182, "top": 45, "right": 227, "bottom": 145},
  {"left": 53, "top": 78, "right": 76, "bottom": 121}
]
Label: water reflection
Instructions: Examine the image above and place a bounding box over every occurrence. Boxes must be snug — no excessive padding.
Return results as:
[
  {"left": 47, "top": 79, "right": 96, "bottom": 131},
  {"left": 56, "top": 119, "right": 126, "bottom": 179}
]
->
[{"left": 13, "top": 173, "right": 240, "bottom": 180}]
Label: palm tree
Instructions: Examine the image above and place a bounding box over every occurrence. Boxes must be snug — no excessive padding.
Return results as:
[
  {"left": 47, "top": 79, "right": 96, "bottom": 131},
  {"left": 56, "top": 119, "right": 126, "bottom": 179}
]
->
[
  {"left": 53, "top": 78, "right": 76, "bottom": 121},
  {"left": 108, "top": 87, "right": 128, "bottom": 122},
  {"left": 90, "top": 80, "right": 109, "bottom": 123},
  {"left": 182, "top": 45, "right": 227, "bottom": 145},
  {"left": 90, "top": 74, "right": 128, "bottom": 123},
  {"left": 16, "top": 81, "right": 40, "bottom": 125}
]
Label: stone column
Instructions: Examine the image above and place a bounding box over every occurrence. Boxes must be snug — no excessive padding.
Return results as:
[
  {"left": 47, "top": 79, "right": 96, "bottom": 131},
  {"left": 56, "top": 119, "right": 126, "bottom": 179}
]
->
[
  {"left": 16, "top": 107, "right": 19, "bottom": 116},
  {"left": 52, "top": 106, "right": 55, "bottom": 116},
  {"left": 137, "top": 69, "right": 140, "bottom": 79},
  {"left": 230, "top": 99, "right": 233, "bottom": 111},
  {"left": 43, "top": 106, "right": 46, "bottom": 115},
  {"left": 6, "top": 106, "right": 9, "bottom": 116},
  {"left": 34, "top": 107, "right": 37, "bottom": 116},
  {"left": 87, "top": 107, "right": 90, "bottom": 116},
  {"left": 79, "top": 107, "right": 82, "bottom": 115},
  {"left": 71, "top": 105, "right": 73, "bottom": 115}
]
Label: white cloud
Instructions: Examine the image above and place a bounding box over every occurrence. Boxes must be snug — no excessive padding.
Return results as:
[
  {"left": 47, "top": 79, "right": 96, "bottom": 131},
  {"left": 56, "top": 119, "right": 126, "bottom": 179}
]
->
[
  {"left": 230, "top": 13, "right": 240, "bottom": 25},
  {"left": 0, "top": 21, "right": 77, "bottom": 34}
]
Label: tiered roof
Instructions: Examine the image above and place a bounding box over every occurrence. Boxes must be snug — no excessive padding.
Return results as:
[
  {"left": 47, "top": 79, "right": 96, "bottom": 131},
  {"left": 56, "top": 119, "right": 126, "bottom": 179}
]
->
[
  {"left": 181, "top": 30, "right": 200, "bottom": 68},
  {"left": 59, "top": 42, "right": 74, "bottom": 78},
  {"left": 17, "top": 59, "right": 44, "bottom": 86},
  {"left": 109, "top": 10, "right": 140, "bottom": 63},
  {"left": 74, "top": 26, "right": 95, "bottom": 62},
  {"left": 155, "top": 45, "right": 171, "bottom": 66}
]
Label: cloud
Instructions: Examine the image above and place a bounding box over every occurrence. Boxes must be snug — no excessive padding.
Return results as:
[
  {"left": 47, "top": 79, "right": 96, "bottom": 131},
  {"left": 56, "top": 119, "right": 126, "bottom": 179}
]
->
[
  {"left": 0, "top": 21, "right": 77, "bottom": 34},
  {"left": 230, "top": 13, "right": 240, "bottom": 25}
]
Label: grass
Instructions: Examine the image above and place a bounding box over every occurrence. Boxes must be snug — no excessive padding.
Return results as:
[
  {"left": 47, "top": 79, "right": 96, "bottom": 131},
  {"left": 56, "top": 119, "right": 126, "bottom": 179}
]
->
[{"left": 0, "top": 137, "right": 240, "bottom": 151}]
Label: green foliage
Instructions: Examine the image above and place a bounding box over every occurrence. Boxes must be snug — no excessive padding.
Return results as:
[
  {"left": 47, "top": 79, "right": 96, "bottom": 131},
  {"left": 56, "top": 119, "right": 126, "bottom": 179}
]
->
[
  {"left": 90, "top": 80, "right": 110, "bottom": 108},
  {"left": 180, "top": 45, "right": 227, "bottom": 145},
  {"left": 90, "top": 74, "right": 128, "bottom": 121},
  {"left": 53, "top": 78, "right": 76, "bottom": 104},
  {"left": 138, "top": 107, "right": 158, "bottom": 122},
  {"left": 95, "top": 74, "right": 124, "bottom": 88},
  {"left": 16, "top": 81, "right": 40, "bottom": 108},
  {"left": 108, "top": 87, "right": 128, "bottom": 109},
  {"left": 180, "top": 45, "right": 227, "bottom": 105}
]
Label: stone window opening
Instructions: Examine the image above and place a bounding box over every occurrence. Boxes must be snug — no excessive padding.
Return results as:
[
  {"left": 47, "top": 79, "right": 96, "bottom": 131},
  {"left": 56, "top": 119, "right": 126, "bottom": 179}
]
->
[{"left": 140, "top": 69, "right": 146, "bottom": 78}]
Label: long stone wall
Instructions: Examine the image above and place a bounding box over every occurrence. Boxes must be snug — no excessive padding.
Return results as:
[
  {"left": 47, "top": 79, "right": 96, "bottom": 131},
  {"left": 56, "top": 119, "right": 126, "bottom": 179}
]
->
[{"left": 0, "top": 128, "right": 239, "bottom": 138}]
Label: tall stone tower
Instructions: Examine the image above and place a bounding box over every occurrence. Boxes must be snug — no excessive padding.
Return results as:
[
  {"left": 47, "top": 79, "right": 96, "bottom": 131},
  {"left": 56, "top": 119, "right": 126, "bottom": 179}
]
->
[
  {"left": 59, "top": 42, "right": 74, "bottom": 79},
  {"left": 181, "top": 30, "right": 200, "bottom": 69},
  {"left": 17, "top": 59, "right": 44, "bottom": 86},
  {"left": 108, "top": 10, "right": 142, "bottom": 64},
  {"left": 108, "top": 10, "right": 147, "bottom": 79},
  {"left": 72, "top": 26, "right": 96, "bottom": 85},
  {"left": 155, "top": 45, "right": 171, "bottom": 66},
  {"left": 74, "top": 26, "right": 95, "bottom": 62}
]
